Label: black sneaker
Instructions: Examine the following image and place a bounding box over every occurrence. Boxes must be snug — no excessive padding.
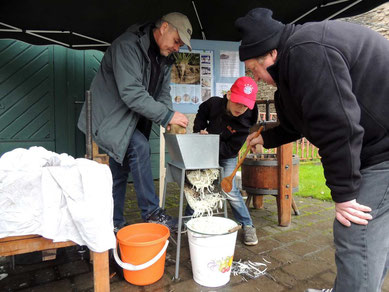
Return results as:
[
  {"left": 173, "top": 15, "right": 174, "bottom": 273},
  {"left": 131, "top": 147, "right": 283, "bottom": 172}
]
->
[{"left": 145, "top": 209, "right": 178, "bottom": 232}]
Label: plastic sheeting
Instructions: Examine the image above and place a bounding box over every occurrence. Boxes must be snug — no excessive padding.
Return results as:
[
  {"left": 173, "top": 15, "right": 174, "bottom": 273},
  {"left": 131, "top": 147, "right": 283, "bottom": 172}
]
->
[{"left": 0, "top": 147, "right": 116, "bottom": 252}]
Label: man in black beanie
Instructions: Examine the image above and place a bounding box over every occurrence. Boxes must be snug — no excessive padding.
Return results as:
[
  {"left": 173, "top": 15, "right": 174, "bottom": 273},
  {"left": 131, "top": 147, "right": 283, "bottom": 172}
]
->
[{"left": 236, "top": 7, "right": 389, "bottom": 292}]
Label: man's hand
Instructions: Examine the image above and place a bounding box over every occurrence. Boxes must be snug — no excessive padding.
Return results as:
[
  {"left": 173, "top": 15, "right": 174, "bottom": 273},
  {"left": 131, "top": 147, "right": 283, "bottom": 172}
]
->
[
  {"left": 335, "top": 199, "right": 372, "bottom": 227},
  {"left": 169, "top": 112, "right": 188, "bottom": 128},
  {"left": 247, "top": 132, "right": 264, "bottom": 153},
  {"left": 199, "top": 130, "right": 208, "bottom": 135}
]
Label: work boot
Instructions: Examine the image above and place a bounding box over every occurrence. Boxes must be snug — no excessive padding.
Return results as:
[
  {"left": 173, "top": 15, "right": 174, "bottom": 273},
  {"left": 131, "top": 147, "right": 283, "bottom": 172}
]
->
[
  {"left": 243, "top": 225, "right": 258, "bottom": 246},
  {"left": 145, "top": 208, "right": 178, "bottom": 232},
  {"left": 305, "top": 289, "right": 333, "bottom": 292}
]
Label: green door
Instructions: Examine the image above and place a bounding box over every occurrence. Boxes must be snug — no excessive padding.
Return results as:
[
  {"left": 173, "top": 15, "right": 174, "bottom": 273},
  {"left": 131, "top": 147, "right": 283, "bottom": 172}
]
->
[{"left": 0, "top": 40, "right": 55, "bottom": 154}]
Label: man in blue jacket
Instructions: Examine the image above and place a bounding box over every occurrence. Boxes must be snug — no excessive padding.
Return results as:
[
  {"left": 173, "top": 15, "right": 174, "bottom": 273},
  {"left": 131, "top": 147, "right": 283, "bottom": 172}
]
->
[
  {"left": 236, "top": 7, "right": 389, "bottom": 292},
  {"left": 78, "top": 12, "right": 192, "bottom": 232}
]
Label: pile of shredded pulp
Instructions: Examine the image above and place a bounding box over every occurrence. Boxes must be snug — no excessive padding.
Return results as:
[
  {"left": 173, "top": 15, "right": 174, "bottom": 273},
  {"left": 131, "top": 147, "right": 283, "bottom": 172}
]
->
[{"left": 184, "top": 168, "right": 224, "bottom": 217}]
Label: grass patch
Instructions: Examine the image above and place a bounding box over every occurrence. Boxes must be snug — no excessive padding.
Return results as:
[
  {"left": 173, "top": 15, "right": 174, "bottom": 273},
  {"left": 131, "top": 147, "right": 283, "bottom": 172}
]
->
[{"left": 294, "top": 161, "right": 332, "bottom": 201}]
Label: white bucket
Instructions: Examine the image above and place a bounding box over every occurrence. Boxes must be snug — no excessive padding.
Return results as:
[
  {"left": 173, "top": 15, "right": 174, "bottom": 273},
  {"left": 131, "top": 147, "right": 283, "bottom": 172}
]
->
[{"left": 186, "top": 216, "right": 238, "bottom": 287}]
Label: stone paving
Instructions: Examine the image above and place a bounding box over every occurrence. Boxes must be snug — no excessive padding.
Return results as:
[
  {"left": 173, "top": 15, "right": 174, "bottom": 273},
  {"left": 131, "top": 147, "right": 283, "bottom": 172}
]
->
[{"left": 1, "top": 182, "right": 389, "bottom": 292}]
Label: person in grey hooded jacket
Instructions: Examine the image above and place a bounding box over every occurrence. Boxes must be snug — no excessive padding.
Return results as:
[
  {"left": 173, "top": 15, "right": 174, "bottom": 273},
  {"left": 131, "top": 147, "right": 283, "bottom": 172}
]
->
[
  {"left": 236, "top": 7, "right": 389, "bottom": 292},
  {"left": 78, "top": 12, "right": 193, "bottom": 232}
]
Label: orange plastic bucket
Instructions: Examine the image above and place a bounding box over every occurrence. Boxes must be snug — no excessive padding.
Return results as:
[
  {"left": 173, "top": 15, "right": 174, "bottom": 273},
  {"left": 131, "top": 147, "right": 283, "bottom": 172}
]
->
[{"left": 114, "top": 223, "right": 170, "bottom": 286}]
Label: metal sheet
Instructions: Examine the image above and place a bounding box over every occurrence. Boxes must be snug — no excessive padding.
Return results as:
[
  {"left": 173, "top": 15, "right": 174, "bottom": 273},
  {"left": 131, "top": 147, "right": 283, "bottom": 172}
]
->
[{"left": 164, "top": 133, "right": 219, "bottom": 169}]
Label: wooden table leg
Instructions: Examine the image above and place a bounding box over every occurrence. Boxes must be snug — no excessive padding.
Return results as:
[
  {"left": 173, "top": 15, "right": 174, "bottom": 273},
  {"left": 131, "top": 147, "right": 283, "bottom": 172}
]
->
[
  {"left": 92, "top": 250, "right": 110, "bottom": 292},
  {"left": 291, "top": 196, "right": 300, "bottom": 215},
  {"left": 245, "top": 193, "right": 252, "bottom": 208}
]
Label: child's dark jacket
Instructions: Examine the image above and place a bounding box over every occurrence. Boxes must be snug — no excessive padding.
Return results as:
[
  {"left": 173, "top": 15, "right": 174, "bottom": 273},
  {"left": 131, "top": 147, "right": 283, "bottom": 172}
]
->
[{"left": 193, "top": 96, "right": 258, "bottom": 159}]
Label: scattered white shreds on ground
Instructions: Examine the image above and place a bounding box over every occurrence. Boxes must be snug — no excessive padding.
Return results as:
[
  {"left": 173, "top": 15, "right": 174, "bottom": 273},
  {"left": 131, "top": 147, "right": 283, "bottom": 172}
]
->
[{"left": 231, "top": 260, "right": 268, "bottom": 280}]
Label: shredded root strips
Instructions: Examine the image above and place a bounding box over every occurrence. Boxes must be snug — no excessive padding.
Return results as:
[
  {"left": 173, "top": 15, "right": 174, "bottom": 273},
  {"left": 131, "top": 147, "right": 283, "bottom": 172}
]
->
[
  {"left": 231, "top": 260, "right": 268, "bottom": 280},
  {"left": 184, "top": 168, "right": 224, "bottom": 217},
  {"left": 186, "top": 169, "right": 219, "bottom": 196},
  {"left": 184, "top": 185, "right": 223, "bottom": 217}
]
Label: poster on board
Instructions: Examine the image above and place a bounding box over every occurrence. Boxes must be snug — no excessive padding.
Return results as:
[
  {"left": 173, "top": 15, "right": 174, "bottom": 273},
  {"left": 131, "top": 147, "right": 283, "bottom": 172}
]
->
[
  {"left": 170, "top": 50, "right": 213, "bottom": 105},
  {"left": 220, "top": 50, "right": 240, "bottom": 78}
]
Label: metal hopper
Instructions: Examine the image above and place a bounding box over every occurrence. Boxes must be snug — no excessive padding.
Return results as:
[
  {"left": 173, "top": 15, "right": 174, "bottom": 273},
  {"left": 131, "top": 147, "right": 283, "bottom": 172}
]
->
[{"left": 164, "top": 133, "right": 220, "bottom": 170}]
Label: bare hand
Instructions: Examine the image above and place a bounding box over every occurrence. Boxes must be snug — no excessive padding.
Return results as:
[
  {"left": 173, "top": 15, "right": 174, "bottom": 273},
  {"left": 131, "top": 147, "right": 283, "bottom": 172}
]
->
[
  {"left": 169, "top": 112, "right": 188, "bottom": 128},
  {"left": 247, "top": 132, "right": 264, "bottom": 153},
  {"left": 200, "top": 130, "right": 208, "bottom": 135},
  {"left": 335, "top": 199, "right": 372, "bottom": 227}
]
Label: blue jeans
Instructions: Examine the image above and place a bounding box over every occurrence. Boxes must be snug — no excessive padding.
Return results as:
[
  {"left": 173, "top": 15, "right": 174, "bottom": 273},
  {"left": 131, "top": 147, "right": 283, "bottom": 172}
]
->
[
  {"left": 109, "top": 129, "right": 160, "bottom": 227},
  {"left": 333, "top": 160, "right": 389, "bottom": 292},
  {"left": 220, "top": 157, "right": 253, "bottom": 227}
]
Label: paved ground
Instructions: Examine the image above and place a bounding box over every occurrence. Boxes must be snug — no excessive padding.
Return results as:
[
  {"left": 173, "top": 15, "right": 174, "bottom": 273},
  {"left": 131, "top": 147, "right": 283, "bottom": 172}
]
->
[{"left": 1, "top": 182, "right": 389, "bottom": 292}]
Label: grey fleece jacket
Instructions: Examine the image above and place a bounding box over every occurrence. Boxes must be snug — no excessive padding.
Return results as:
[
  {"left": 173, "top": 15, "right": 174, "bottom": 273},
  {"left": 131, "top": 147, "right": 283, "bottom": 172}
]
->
[{"left": 262, "top": 21, "right": 389, "bottom": 203}]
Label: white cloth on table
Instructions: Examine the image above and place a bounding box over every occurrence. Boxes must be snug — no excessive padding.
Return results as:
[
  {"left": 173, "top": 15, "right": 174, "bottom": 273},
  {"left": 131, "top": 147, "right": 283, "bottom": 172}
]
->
[{"left": 0, "top": 146, "right": 116, "bottom": 252}]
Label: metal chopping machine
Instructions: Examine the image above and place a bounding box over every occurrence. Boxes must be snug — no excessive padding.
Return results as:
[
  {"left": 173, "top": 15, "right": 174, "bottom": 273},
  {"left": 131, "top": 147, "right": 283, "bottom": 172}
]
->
[{"left": 161, "top": 133, "right": 227, "bottom": 280}]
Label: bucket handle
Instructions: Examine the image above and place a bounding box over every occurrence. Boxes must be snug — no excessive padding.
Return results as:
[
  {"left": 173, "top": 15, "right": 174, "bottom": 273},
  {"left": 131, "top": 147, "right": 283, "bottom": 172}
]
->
[{"left": 113, "top": 240, "right": 169, "bottom": 271}]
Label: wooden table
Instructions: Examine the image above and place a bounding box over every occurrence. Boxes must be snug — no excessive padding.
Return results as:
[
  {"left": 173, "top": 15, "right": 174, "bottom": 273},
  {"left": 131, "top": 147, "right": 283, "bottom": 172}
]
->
[{"left": 0, "top": 235, "right": 110, "bottom": 291}]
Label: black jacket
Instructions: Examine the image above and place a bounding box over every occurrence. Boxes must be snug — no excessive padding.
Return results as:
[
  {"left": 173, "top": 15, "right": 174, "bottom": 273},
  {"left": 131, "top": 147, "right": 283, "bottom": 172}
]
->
[
  {"left": 262, "top": 21, "right": 389, "bottom": 203},
  {"left": 193, "top": 96, "right": 258, "bottom": 159}
]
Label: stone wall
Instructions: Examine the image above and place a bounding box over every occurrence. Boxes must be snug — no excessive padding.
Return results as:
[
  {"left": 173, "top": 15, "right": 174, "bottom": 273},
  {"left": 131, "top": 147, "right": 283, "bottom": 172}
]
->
[{"left": 340, "top": 2, "right": 389, "bottom": 39}]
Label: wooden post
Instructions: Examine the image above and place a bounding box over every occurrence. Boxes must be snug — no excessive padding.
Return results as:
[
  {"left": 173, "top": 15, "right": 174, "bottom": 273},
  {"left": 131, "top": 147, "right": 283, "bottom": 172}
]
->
[{"left": 277, "top": 143, "right": 293, "bottom": 226}]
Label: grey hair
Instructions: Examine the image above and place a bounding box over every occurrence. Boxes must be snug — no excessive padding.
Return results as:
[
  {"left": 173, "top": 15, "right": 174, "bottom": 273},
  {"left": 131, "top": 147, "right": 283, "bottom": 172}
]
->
[{"left": 256, "top": 54, "right": 269, "bottom": 64}]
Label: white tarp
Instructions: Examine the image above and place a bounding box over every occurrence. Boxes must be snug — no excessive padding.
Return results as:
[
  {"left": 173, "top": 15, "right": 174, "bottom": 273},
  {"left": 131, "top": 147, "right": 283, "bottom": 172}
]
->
[{"left": 0, "top": 146, "right": 116, "bottom": 252}]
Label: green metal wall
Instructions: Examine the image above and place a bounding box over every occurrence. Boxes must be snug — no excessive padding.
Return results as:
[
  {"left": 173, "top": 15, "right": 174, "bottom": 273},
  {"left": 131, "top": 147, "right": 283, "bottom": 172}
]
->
[{"left": 0, "top": 39, "right": 162, "bottom": 179}]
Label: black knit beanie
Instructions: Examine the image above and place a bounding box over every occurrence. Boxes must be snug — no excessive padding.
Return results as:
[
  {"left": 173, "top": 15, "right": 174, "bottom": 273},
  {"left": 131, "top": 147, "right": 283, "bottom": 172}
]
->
[{"left": 235, "top": 8, "right": 285, "bottom": 61}]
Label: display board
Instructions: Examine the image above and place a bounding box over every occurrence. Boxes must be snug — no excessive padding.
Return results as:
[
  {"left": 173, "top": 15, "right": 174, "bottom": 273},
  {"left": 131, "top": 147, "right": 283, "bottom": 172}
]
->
[{"left": 171, "top": 39, "right": 245, "bottom": 114}]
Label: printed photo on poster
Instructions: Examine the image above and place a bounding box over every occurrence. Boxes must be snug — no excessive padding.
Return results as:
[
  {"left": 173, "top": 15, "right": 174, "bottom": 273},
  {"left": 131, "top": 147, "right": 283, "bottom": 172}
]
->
[
  {"left": 216, "top": 83, "right": 234, "bottom": 97},
  {"left": 171, "top": 50, "right": 213, "bottom": 108},
  {"left": 171, "top": 52, "right": 200, "bottom": 85},
  {"left": 201, "top": 88, "right": 212, "bottom": 102},
  {"left": 200, "top": 66, "right": 212, "bottom": 76},
  {"left": 171, "top": 84, "right": 201, "bottom": 105},
  {"left": 201, "top": 76, "right": 212, "bottom": 87},
  {"left": 200, "top": 54, "right": 212, "bottom": 65}
]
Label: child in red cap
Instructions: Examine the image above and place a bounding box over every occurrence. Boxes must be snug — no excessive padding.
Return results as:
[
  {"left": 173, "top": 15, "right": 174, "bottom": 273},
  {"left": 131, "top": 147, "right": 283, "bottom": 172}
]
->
[{"left": 190, "top": 76, "right": 259, "bottom": 245}]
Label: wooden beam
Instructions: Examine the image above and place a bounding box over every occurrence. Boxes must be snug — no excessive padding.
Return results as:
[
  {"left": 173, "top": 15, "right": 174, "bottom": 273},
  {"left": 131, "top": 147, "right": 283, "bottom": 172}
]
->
[{"left": 0, "top": 235, "right": 75, "bottom": 257}]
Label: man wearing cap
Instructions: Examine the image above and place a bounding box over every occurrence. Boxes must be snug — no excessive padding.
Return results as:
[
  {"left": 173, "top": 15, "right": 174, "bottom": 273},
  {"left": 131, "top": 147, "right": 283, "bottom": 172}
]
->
[
  {"left": 189, "top": 76, "right": 259, "bottom": 245},
  {"left": 235, "top": 7, "right": 389, "bottom": 292},
  {"left": 78, "top": 12, "right": 193, "bottom": 233}
]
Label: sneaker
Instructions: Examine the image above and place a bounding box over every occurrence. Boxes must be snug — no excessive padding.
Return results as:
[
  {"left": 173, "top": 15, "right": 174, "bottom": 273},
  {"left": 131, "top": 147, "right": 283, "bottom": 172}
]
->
[
  {"left": 305, "top": 289, "right": 333, "bottom": 292},
  {"left": 243, "top": 225, "right": 258, "bottom": 246},
  {"left": 113, "top": 222, "right": 129, "bottom": 234},
  {"left": 145, "top": 209, "right": 178, "bottom": 232}
]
